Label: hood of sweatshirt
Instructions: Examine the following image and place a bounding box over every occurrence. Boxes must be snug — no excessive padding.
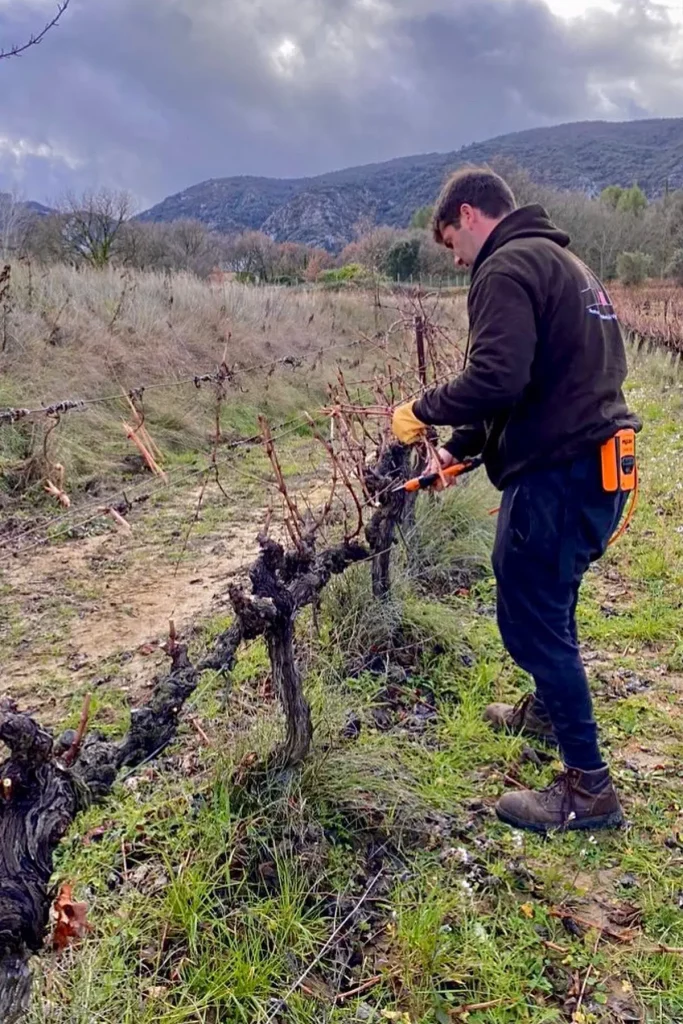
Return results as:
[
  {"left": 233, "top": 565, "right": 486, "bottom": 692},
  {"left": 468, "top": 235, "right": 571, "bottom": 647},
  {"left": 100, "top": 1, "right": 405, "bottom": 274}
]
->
[{"left": 471, "top": 204, "right": 570, "bottom": 279}]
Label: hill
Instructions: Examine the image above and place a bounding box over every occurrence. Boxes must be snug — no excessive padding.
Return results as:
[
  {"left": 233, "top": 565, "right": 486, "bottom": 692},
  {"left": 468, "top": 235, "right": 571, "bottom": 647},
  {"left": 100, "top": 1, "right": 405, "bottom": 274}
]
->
[
  {"left": 0, "top": 193, "right": 53, "bottom": 220},
  {"left": 138, "top": 117, "right": 683, "bottom": 250}
]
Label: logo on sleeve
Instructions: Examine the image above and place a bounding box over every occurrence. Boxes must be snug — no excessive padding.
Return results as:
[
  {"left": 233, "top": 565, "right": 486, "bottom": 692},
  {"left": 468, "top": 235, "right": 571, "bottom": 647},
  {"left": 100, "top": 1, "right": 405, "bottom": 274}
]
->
[{"left": 581, "top": 274, "right": 618, "bottom": 321}]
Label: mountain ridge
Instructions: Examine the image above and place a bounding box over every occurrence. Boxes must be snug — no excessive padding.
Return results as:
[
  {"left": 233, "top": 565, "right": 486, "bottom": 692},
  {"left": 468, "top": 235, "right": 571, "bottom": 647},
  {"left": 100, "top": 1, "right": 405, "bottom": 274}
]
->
[{"left": 114, "top": 117, "right": 683, "bottom": 250}]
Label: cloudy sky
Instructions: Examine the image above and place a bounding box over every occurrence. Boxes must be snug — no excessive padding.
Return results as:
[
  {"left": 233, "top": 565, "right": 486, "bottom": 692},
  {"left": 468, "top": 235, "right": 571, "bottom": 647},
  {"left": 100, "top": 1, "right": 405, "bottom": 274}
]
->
[{"left": 1, "top": 0, "right": 682, "bottom": 211}]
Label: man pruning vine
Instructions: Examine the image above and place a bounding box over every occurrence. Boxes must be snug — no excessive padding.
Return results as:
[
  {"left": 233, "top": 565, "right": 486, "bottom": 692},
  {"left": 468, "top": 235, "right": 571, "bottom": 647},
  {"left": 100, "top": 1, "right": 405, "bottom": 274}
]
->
[{"left": 392, "top": 166, "right": 641, "bottom": 834}]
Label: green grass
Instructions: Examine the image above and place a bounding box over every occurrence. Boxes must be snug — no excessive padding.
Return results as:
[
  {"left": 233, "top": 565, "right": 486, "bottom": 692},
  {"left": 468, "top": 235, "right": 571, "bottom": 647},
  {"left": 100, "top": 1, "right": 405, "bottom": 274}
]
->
[{"left": 23, "top": 347, "right": 683, "bottom": 1023}]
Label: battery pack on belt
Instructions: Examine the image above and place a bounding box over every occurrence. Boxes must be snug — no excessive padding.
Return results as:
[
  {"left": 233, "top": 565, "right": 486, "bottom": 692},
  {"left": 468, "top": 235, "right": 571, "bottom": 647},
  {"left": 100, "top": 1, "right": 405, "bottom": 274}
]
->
[{"left": 600, "top": 428, "right": 637, "bottom": 493}]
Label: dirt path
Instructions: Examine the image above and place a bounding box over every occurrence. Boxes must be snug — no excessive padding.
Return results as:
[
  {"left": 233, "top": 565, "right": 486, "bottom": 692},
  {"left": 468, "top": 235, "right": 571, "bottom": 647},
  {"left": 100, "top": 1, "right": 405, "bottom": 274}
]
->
[
  {"left": 0, "top": 458, "right": 333, "bottom": 725},
  {"left": 0, "top": 490, "right": 270, "bottom": 723}
]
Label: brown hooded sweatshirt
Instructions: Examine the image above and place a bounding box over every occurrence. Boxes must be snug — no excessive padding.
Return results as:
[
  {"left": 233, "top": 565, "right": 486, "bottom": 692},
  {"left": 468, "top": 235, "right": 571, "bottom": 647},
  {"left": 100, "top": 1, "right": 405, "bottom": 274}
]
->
[{"left": 413, "top": 204, "right": 641, "bottom": 490}]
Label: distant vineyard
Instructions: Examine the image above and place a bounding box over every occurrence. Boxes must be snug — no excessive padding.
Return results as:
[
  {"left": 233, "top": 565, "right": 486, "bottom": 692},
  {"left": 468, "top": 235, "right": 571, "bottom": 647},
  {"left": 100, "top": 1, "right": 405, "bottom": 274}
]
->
[{"left": 612, "top": 283, "right": 683, "bottom": 354}]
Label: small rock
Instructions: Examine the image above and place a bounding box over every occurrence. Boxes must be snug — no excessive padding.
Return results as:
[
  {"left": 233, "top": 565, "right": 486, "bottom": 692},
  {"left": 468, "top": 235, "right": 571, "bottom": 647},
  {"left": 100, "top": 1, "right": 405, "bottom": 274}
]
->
[{"left": 355, "top": 1005, "right": 374, "bottom": 1021}]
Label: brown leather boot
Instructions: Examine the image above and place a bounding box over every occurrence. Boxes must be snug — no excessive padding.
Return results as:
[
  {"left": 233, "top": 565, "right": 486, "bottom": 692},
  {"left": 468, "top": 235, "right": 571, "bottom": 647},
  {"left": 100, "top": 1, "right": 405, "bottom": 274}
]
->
[
  {"left": 484, "top": 692, "right": 557, "bottom": 745},
  {"left": 495, "top": 766, "right": 624, "bottom": 834}
]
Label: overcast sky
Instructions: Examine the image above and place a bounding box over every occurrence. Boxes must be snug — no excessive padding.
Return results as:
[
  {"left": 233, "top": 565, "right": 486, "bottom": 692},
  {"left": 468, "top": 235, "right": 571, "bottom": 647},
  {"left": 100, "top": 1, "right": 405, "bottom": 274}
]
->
[{"left": 1, "top": 0, "right": 682, "bottom": 211}]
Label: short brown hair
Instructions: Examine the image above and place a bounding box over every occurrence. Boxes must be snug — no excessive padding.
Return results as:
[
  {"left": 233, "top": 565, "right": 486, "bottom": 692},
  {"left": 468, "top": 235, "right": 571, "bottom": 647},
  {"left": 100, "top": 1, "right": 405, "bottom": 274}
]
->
[{"left": 432, "top": 166, "right": 516, "bottom": 244}]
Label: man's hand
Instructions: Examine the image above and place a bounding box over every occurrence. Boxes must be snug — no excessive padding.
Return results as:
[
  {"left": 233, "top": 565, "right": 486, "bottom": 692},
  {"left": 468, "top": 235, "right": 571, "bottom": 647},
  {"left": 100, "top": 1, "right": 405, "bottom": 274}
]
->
[
  {"left": 392, "top": 401, "right": 428, "bottom": 445},
  {"left": 428, "top": 447, "right": 456, "bottom": 490}
]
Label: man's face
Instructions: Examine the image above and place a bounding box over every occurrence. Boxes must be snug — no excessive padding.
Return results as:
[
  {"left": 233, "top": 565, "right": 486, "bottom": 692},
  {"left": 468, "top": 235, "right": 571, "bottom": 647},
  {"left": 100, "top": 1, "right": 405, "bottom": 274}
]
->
[{"left": 440, "top": 218, "right": 479, "bottom": 269}]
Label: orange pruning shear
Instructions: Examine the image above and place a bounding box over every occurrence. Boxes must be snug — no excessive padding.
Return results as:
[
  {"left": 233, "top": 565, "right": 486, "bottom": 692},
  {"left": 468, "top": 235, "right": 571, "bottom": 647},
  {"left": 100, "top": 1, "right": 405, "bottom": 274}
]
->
[{"left": 398, "top": 456, "right": 483, "bottom": 492}]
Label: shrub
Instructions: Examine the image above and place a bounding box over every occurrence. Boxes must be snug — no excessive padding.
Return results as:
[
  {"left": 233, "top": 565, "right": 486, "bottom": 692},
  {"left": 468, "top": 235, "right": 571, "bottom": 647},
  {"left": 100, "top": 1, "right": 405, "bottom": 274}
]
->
[
  {"left": 385, "top": 238, "right": 421, "bottom": 282},
  {"left": 666, "top": 249, "right": 683, "bottom": 286},
  {"left": 317, "top": 264, "right": 365, "bottom": 284},
  {"left": 616, "top": 251, "right": 652, "bottom": 287}
]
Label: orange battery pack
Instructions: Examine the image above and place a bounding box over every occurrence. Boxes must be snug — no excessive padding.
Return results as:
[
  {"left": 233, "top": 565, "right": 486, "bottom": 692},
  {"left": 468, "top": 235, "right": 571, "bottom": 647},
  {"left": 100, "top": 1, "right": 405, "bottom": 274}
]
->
[{"left": 601, "top": 429, "right": 636, "bottom": 493}]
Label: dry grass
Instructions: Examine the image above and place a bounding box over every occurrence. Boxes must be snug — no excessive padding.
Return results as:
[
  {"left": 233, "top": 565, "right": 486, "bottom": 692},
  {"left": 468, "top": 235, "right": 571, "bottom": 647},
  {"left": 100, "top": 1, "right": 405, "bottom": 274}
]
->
[
  {"left": 0, "top": 264, "right": 397, "bottom": 401},
  {"left": 0, "top": 263, "right": 468, "bottom": 502}
]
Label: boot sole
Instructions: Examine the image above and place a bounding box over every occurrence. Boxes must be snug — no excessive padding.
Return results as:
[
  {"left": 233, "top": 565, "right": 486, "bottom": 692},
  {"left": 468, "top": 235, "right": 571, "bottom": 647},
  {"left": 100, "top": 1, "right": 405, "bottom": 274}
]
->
[{"left": 495, "top": 807, "right": 625, "bottom": 835}]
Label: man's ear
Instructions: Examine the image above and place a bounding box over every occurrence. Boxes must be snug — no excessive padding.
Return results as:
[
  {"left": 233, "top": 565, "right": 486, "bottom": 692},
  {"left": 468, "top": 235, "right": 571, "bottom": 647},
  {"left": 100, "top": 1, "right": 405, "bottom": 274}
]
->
[{"left": 460, "top": 203, "right": 475, "bottom": 228}]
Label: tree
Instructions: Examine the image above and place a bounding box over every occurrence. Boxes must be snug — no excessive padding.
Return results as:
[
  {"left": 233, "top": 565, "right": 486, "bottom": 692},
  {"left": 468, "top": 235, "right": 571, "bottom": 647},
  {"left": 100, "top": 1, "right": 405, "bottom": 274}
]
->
[
  {"left": 600, "top": 185, "right": 624, "bottom": 210},
  {"left": 0, "top": 0, "right": 70, "bottom": 59},
  {"left": 385, "top": 238, "right": 421, "bottom": 281},
  {"left": 24, "top": 212, "right": 70, "bottom": 264},
  {"left": 272, "top": 241, "right": 312, "bottom": 284},
  {"left": 116, "top": 221, "right": 173, "bottom": 272},
  {"left": 340, "top": 226, "right": 398, "bottom": 277},
  {"left": 410, "top": 206, "right": 434, "bottom": 230},
  {"left": 223, "top": 231, "right": 279, "bottom": 282},
  {"left": 0, "top": 193, "right": 32, "bottom": 258},
  {"left": 666, "top": 249, "right": 683, "bottom": 286},
  {"left": 304, "top": 247, "right": 333, "bottom": 282},
  {"left": 617, "top": 185, "right": 647, "bottom": 217},
  {"left": 616, "top": 251, "right": 652, "bottom": 286},
  {"left": 488, "top": 156, "right": 548, "bottom": 207},
  {"left": 600, "top": 184, "right": 647, "bottom": 217},
  {"left": 418, "top": 234, "right": 460, "bottom": 281},
  {"left": 60, "top": 189, "right": 134, "bottom": 268},
  {"left": 164, "top": 219, "right": 224, "bottom": 277}
]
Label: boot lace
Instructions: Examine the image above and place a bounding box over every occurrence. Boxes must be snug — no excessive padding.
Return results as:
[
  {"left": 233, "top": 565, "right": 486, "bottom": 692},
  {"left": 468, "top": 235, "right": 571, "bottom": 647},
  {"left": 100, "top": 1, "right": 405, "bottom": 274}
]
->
[
  {"left": 541, "top": 770, "right": 583, "bottom": 824},
  {"left": 511, "top": 692, "right": 537, "bottom": 728}
]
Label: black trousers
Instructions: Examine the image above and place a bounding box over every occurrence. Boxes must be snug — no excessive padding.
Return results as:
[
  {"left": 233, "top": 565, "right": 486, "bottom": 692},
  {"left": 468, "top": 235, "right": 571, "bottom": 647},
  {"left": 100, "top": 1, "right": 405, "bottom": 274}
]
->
[{"left": 492, "top": 453, "right": 628, "bottom": 771}]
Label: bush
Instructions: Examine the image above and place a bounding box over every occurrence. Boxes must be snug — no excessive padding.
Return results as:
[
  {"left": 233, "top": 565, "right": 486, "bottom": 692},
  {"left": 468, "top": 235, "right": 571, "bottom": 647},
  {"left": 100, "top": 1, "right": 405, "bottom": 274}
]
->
[
  {"left": 410, "top": 206, "right": 434, "bottom": 230},
  {"left": 616, "top": 251, "right": 652, "bottom": 287},
  {"left": 404, "top": 475, "right": 496, "bottom": 597},
  {"left": 385, "top": 238, "right": 421, "bottom": 282},
  {"left": 317, "top": 264, "right": 365, "bottom": 284},
  {"left": 666, "top": 249, "right": 683, "bottom": 286}
]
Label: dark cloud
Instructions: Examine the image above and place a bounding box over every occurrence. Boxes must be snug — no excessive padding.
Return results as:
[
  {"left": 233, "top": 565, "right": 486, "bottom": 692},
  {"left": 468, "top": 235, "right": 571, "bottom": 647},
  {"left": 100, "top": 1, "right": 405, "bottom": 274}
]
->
[{"left": 0, "top": 0, "right": 681, "bottom": 208}]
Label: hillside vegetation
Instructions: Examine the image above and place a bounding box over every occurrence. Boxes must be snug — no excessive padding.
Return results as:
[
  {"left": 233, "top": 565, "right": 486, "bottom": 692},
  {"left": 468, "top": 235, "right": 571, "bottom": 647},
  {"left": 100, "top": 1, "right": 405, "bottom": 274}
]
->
[{"left": 138, "top": 118, "right": 683, "bottom": 248}]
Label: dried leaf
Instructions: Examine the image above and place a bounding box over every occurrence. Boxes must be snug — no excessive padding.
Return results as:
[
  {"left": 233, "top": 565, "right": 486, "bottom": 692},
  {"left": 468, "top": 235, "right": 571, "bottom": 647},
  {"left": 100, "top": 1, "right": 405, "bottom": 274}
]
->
[
  {"left": 51, "top": 883, "right": 91, "bottom": 951},
  {"left": 146, "top": 986, "right": 168, "bottom": 1000},
  {"left": 608, "top": 902, "right": 643, "bottom": 929},
  {"left": 82, "top": 822, "right": 113, "bottom": 846},
  {"left": 521, "top": 902, "right": 535, "bottom": 919}
]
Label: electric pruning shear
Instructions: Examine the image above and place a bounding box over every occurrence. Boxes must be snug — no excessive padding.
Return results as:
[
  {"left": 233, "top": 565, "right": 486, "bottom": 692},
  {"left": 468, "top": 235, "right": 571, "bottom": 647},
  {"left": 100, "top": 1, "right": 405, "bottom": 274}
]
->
[{"left": 398, "top": 456, "right": 483, "bottom": 492}]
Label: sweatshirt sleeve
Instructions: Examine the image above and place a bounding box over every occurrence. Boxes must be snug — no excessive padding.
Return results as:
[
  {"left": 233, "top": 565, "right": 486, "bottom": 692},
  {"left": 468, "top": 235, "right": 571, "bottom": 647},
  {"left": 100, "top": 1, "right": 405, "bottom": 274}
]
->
[
  {"left": 441, "top": 423, "right": 488, "bottom": 461},
  {"left": 413, "top": 271, "right": 537, "bottom": 427}
]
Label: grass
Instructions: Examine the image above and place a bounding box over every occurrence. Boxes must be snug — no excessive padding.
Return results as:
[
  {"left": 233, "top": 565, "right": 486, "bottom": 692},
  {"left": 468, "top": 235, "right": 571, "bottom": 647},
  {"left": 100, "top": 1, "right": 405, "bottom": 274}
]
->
[
  {"left": 8, "top": 317, "right": 683, "bottom": 1020},
  {"left": 1, "top": 263, "right": 454, "bottom": 507}
]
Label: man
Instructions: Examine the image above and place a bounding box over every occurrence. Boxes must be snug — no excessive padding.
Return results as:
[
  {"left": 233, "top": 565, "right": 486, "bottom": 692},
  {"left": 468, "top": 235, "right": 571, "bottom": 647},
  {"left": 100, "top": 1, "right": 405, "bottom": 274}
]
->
[{"left": 392, "top": 166, "right": 641, "bottom": 834}]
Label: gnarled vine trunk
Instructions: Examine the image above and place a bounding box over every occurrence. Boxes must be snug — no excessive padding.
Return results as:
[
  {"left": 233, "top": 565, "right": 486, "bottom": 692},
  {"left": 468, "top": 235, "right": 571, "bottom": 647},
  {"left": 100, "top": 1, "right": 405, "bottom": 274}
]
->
[
  {"left": 0, "top": 531, "right": 367, "bottom": 1019},
  {"left": 365, "top": 443, "right": 413, "bottom": 600},
  {"left": 227, "top": 534, "right": 367, "bottom": 765},
  {"left": 0, "top": 637, "right": 242, "bottom": 1022}
]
